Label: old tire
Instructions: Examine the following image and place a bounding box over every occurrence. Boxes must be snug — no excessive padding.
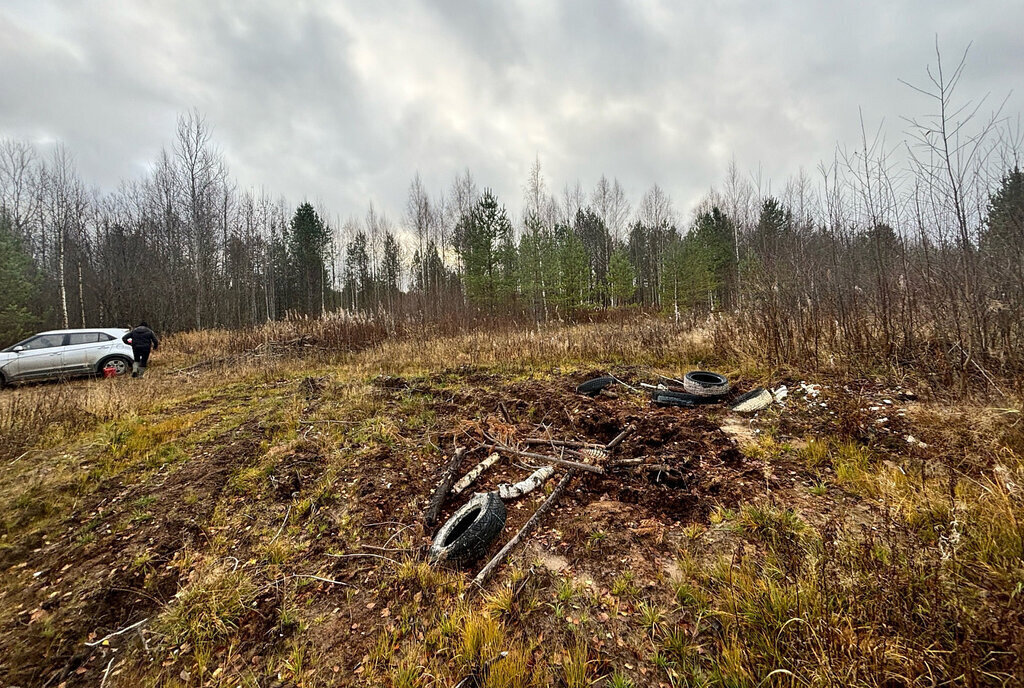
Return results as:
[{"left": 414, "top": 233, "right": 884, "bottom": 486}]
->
[
  {"left": 576, "top": 376, "right": 615, "bottom": 396},
  {"left": 683, "top": 371, "right": 729, "bottom": 397},
  {"left": 429, "top": 492, "right": 506, "bottom": 566},
  {"left": 731, "top": 387, "right": 773, "bottom": 413},
  {"left": 653, "top": 393, "right": 697, "bottom": 408}
]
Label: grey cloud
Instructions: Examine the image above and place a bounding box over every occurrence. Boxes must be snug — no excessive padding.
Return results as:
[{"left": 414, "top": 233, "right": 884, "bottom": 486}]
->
[{"left": 1, "top": 0, "right": 1020, "bottom": 228}]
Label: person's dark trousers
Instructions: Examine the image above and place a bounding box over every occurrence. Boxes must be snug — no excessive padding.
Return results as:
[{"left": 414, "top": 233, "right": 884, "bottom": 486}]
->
[{"left": 132, "top": 347, "right": 151, "bottom": 377}]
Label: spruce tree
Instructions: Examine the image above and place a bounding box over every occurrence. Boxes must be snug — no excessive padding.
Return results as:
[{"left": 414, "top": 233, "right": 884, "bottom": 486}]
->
[
  {"left": 0, "top": 213, "right": 44, "bottom": 343},
  {"left": 608, "top": 245, "right": 636, "bottom": 306},
  {"left": 288, "top": 202, "right": 330, "bottom": 315}
]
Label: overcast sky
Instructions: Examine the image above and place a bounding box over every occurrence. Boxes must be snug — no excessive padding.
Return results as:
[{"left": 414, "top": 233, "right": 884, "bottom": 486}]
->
[{"left": 1, "top": 0, "right": 1020, "bottom": 226}]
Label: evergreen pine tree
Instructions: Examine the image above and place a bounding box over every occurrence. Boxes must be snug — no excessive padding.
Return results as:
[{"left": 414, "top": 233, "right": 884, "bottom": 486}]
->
[
  {"left": 982, "top": 167, "right": 1024, "bottom": 263},
  {"left": 381, "top": 231, "right": 402, "bottom": 311},
  {"left": 555, "top": 222, "right": 588, "bottom": 310},
  {"left": 608, "top": 245, "right": 636, "bottom": 306},
  {"left": 0, "top": 213, "right": 44, "bottom": 343},
  {"left": 344, "top": 231, "right": 371, "bottom": 311},
  {"left": 458, "top": 190, "right": 514, "bottom": 308},
  {"left": 288, "top": 202, "right": 331, "bottom": 315}
]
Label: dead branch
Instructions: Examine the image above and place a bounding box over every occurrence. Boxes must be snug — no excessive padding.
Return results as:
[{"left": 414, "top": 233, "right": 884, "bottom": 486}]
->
[
  {"left": 606, "top": 424, "right": 636, "bottom": 450},
  {"left": 607, "top": 457, "right": 644, "bottom": 467},
  {"left": 99, "top": 657, "right": 117, "bottom": 688},
  {"left": 85, "top": 617, "right": 150, "bottom": 647},
  {"left": 263, "top": 573, "right": 354, "bottom": 590},
  {"left": 269, "top": 505, "right": 291, "bottom": 544},
  {"left": 451, "top": 453, "right": 500, "bottom": 496},
  {"left": 424, "top": 447, "right": 468, "bottom": 527},
  {"left": 473, "top": 470, "right": 576, "bottom": 587},
  {"left": 522, "top": 438, "right": 606, "bottom": 450},
  {"left": 491, "top": 445, "right": 604, "bottom": 475},
  {"left": 327, "top": 552, "right": 400, "bottom": 565}
]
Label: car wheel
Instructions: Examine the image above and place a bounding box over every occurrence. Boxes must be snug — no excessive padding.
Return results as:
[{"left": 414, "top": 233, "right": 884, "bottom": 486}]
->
[{"left": 98, "top": 356, "right": 132, "bottom": 377}]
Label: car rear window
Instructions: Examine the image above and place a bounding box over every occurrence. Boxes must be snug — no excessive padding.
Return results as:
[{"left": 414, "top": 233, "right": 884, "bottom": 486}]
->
[{"left": 67, "top": 332, "right": 106, "bottom": 345}]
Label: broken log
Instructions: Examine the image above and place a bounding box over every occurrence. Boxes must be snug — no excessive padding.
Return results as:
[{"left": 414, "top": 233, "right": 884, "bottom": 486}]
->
[
  {"left": 451, "top": 453, "right": 500, "bottom": 496},
  {"left": 423, "top": 447, "right": 467, "bottom": 527},
  {"left": 497, "top": 466, "right": 554, "bottom": 499},
  {"left": 606, "top": 424, "right": 635, "bottom": 450},
  {"left": 474, "top": 470, "right": 576, "bottom": 586},
  {"left": 492, "top": 445, "right": 604, "bottom": 475}
]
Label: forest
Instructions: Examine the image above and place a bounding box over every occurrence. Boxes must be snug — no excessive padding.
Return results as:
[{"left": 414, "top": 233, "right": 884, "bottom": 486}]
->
[{"left": 2, "top": 59, "right": 1024, "bottom": 388}]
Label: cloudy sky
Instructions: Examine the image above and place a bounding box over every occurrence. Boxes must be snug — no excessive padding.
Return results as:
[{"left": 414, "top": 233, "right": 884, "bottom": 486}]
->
[{"left": 1, "top": 0, "right": 1020, "bottom": 225}]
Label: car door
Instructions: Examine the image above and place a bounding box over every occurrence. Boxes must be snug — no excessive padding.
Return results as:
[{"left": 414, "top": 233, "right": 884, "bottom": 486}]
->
[
  {"left": 8, "top": 334, "right": 67, "bottom": 379},
  {"left": 62, "top": 332, "right": 113, "bottom": 374}
]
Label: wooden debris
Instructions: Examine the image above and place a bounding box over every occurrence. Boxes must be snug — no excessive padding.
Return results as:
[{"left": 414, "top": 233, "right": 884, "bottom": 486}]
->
[
  {"left": 522, "top": 438, "right": 606, "bottom": 450},
  {"left": 606, "top": 424, "right": 635, "bottom": 450},
  {"left": 606, "top": 457, "right": 644, "bottom": 467},
  {"left": 492, "top": 445, "right": 604, "bottom": 475},
  {"left": 474, "top": 470, "right": 576, "bottom": 586},
  {"left": 85, "top": 617, "right": 149, "bottom": 647},
  {"left": 451, "top": 453, "right": 500, "bottom": 496},
  {"left": 424, "top": 447, "right": 467, "bottom": 527},
  {"left": 497, "top": 466, "right": 554, "bottom": 499}
]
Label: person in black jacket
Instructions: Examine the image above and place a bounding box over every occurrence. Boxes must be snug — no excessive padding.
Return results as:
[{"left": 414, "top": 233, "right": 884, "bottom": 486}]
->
[{"left": 122, "top": 321, "right": 160, "bottom": 378}]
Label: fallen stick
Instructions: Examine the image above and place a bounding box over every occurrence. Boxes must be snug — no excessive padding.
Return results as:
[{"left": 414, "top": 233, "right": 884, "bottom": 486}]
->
[
  {"left": 100, "top": 657, "right": 117, "bottom": 688},
  {"left": 606, "top": 457, "right": 644, "bottom": 467},
  {"left": 497, "top": 466, "right": 554, "bottom": 499},
  {"left": 424, "top": 447, "right": 468, "bottom": 527},
  {"left": 522, "top": 438, "right": 606, "bottom": 450},
  {"left": 474, "top": 470, "right": 576, "bottom": 586},
  {"left": 451, "top": 453, "right": 500, "bottom": 496},
  {"left": 606, "top": 424, "right": 636, "bottom": 450},
  {"left": 492, "top": 446, "right": 604, "bottom": 475},
  {"left": 85, "top": 617, "right": 149, "bottom": 647},
  {"left": 269, "top": 505, "right": 291, "bottom": 544}
]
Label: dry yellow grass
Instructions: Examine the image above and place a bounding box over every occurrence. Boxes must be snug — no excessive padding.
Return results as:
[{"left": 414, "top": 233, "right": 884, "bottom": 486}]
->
[{"left": 0, "top": 316, "right": 1021, "bottom": 687}]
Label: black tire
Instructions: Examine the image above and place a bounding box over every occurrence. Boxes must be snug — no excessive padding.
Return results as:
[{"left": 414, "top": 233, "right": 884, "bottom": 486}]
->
[
  {"left": 654, "top": 388, "right": 722, "bottom": 405},
  {"left": 97, "top": 356, "right": 132, "bottom": 377},
  {"left": 653, "top": 393, "right": 696, "bottom": 408},
  {"left": 683, "top": 371, "right": 730, "bottom": 397},
  {"left": 429, "top": 492, "right": 506, "bottom": 566},
  {"left": 731, "top": 387, "right": 773, "bottom": 413},
  {"left": 576, "top": 376, "right": 615, "bottom": 396}
]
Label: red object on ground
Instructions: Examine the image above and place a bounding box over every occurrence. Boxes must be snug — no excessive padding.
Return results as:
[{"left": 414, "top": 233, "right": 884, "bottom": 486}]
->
[{"left": 103, "top": 365, "right": 118, "bottom": 379}]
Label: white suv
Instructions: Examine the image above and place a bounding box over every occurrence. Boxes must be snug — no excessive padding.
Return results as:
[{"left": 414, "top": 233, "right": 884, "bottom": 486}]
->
[{"left": 0, "top": 328, "right": 135, "bottom": 386}]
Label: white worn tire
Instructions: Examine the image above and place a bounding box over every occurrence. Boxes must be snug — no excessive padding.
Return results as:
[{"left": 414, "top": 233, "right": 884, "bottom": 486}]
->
[{"left": 682, "top": 371, "right": 730, "bottom": 397}]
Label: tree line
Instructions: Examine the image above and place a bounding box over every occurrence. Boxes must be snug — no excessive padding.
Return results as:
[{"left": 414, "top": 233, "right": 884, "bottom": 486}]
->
[{"left": 2, "top": 50, "right": 1023, "bottom": 380}]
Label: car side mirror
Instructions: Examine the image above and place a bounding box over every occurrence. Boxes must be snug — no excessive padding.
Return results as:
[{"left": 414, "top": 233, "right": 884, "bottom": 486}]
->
[{"left": 13, "top": 346, "right": 24, "bottom": 353}]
